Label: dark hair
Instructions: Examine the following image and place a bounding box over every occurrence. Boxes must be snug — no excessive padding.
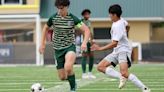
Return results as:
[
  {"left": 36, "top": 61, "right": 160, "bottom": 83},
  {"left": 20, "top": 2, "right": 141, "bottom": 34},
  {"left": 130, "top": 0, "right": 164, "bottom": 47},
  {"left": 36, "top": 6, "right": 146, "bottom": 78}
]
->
[
  {"left": 108, "top": 4, "right": 122, "bottom": 17},
  {"left": 55, "top": 0, "right": 70, "bottom": 7},
  {"left": 81, "top": 9, "right": 91, "bottom": 16}
]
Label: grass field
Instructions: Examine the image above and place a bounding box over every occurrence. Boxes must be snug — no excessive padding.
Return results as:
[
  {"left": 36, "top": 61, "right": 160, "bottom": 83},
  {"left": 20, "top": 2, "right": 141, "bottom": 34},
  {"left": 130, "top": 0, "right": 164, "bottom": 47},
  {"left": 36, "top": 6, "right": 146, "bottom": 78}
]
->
[{"left": 0, "top": 64, "right": 164, "bottom": 92}]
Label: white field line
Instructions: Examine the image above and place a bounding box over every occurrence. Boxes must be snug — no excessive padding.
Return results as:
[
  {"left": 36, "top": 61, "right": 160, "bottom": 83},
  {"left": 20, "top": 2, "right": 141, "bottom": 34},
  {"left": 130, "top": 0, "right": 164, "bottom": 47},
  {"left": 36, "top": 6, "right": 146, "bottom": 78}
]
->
[
  {"left": 0, "top": 75, "right": 163, "bottom": 78},
  {"left": 0, "top": 82, "right": 163, "bottom": 86},
  {"left": 0, "top": 78, "right": 163, "bottom": 82},
  {"left": 0, "top": 88, "right": 163, "bottom": 91},
  {"left": 78, "top": 88, "right": 164, "bottom": 91},
  {"left": 0, "top": 88, "right": 164, "bottom": 91},
  {"left": 45, "top": 73, "right": 105, "bottom": 92},
  {"left": 0, "top": 82, "right": 63, "bottom": 85},
  {"left": 0, "top": 79, "right": 59, "bottom": 82},
  {"left": 0, "top": 89, "right": 29, "bottom": 91}
]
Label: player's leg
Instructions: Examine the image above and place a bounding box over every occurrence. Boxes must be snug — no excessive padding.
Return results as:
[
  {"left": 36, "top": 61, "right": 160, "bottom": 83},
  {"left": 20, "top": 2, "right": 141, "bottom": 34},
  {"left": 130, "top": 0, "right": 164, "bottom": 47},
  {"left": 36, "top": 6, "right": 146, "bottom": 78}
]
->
[
  {"left": 81, "top": 52, "right": 88, "bottom": 79},
  {"left": 88, "top": 52, "right": 94, "bottom": 73},
  {"left": 119, "top": 62, "right": 129, "bottom": 89},
  {"left": 119, "top": 52, "right": 150, "bottom": 92},
  {"left": 119, "top": 63, "right": 150, "bottom": 92},
  {"left": 87, "top": 42, "right": 96, "bottom": 79},
  {"left": 65, "top": 47, "right": 77, "bottom": 91},
  {"left": 65, "top": 51, "right": 76, "bottom": 75},
  {"left": 88, "top": 52, "right": 96, "bottom": 79},
  {"left": 97, "top": 53, "right": 121, "bottom": 79},
  {"left": 128, "top": 73, "right": 151, "bottom": 92},
  {"left": 57, "top": 69, "right": 67, "bottom": 80},
  {"left": 55, "top": 50, "right": 67, "bottom": 81}
]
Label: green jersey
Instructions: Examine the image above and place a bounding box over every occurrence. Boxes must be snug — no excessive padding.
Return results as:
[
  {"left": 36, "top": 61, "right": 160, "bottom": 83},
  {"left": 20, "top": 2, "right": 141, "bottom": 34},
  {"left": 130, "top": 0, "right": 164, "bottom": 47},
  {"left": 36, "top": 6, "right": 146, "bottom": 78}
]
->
[
  {"left": 47, "top": 13, "right": 83, "bottom": 50},
  {"left": 81, "top": 19, "right": 91, "bottom": 28}
]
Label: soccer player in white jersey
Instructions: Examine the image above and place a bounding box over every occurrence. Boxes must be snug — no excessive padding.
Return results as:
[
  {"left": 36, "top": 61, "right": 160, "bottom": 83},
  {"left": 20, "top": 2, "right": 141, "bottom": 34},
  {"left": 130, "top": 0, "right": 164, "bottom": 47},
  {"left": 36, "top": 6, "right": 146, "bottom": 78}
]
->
[{"left": 91, "top": 4, "right": 150, "bottom": 92}]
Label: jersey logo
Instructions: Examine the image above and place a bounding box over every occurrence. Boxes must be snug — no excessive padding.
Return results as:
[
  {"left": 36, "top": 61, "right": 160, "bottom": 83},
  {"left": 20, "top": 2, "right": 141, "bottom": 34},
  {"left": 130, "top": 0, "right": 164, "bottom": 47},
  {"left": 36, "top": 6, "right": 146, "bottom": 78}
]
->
[{"left": 68, "top": 21, "right": 74, "bottom": 26}]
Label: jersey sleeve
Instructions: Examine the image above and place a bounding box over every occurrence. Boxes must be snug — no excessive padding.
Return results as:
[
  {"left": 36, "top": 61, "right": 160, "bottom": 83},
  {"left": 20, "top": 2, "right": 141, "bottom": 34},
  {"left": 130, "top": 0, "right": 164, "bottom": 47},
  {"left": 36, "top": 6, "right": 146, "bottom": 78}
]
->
[
  {"left": 123, "top": 18, "right": 128, "bottom": 26},
  {"left": 47, "top": 14, "right": 56, "bottom": 27},
  {"left": 71, "top": 14, "right": 83, "bottom": 28},
  {"left": 112, "top": 25, "right": 123, "bottom": 41},
  {"left": 124, "top": 20, "right": 128, "bottom": 26},
  {"left": 121, "top": 18, "right": 128, "bottom": 26},
  {"left": 47, "top": 17, "right": 53, "bottom": 27}
]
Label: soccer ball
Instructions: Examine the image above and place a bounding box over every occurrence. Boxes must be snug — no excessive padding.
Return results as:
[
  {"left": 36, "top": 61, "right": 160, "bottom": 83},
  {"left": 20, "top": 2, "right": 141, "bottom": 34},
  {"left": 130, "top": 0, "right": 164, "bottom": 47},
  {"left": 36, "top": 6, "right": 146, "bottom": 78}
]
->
[{"left": 31, "top": 83, "right": 44, "bottom": 92}]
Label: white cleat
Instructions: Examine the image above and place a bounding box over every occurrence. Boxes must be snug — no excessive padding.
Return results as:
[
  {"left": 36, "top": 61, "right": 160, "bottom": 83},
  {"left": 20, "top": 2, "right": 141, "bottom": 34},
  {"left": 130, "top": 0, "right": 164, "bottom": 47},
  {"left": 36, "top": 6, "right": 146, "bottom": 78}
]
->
[
  {"left": 143, "top": 88, "right": 151, "bottom": 92},
  {"left": 119, "top": 76, "right": 127, "bottom": 89},
  {"left": 82, "top": 73, "right": 89, "bottom": 79},
  {"left": 88, "top": 72, "right": 96, "bottom": 79}
]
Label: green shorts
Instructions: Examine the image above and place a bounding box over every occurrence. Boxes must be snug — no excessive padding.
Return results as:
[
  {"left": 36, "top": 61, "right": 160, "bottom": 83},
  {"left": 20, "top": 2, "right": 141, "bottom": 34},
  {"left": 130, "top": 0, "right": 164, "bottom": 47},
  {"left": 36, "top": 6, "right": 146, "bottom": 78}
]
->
[
  {"left": 83, "top": 42, "right": 91, "bottom": 54},
  {"left": 54, "top": 44, "right": 76, "bottom": 69}
]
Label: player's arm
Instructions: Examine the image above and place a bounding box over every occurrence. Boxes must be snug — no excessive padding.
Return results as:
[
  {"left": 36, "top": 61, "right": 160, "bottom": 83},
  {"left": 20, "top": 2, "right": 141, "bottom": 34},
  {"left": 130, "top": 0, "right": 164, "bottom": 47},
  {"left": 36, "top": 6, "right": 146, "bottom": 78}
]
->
[
  {"left": 126, "top": 25, "right": 130, "bottom": 32},
  {"left": 92, "top": 25, "right": 122, "bottom": 51},
  {"left": 79, "top": 23, "right": 91, "bottom": 51},
  {"left": 39, "top": 15, "right": 53, "bottom": 54},
  {"left": 73, "top": 14, "right": 90, "bottom": 51},
  {"left": 90, "top": 28, "right": 95, "bottom": 44},
  {"left": 126, "top": 25, "right": 130, "bottom": 37},
  {"left": 39, "top": 24, "right": 50, "bottom": 54},
  {"left": 91, "top": 40, "right": 118, "bottom": 51}
]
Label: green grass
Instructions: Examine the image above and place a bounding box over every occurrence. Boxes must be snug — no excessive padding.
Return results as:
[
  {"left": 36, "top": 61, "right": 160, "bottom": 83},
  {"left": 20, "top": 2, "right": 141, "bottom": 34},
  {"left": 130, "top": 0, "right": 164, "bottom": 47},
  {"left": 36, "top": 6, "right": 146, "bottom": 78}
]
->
[{"left": 0, "top": 64, "right": 164, "bottom": 92}]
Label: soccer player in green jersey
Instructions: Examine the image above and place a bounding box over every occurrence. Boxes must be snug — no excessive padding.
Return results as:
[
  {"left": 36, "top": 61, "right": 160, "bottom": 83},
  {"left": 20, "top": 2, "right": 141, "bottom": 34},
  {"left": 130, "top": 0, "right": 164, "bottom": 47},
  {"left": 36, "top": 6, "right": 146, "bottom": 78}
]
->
[
  {"left": 81, "top": 9, "right": 96, "bottom": 79},
  {"left": 39, "top": 0, "right": 90, "bottom": 92}
]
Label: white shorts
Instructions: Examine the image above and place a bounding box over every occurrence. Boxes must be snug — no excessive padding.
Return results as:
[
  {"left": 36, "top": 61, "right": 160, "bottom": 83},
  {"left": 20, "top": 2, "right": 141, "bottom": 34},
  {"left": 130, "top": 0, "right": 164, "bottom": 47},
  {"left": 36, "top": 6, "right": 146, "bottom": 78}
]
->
[{"left": 104, "top": 52, "right": 132, "bottom": 67}]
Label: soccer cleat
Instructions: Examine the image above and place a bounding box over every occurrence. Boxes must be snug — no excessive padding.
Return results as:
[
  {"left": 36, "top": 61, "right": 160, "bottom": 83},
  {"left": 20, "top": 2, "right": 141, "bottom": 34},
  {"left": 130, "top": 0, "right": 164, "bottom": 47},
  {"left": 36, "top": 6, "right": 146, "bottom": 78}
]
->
[
  {"left": 88, "top": 72, "right": 96, "bottom": 79},
  {"left": 82, "top": 73, "right": 89, "bottom": 79},
  {"left": 119, "top": 76, "right": 127, "bottom": 89},
  {"left": 142, "top": 88, "right": 151, "bottom": 92}
]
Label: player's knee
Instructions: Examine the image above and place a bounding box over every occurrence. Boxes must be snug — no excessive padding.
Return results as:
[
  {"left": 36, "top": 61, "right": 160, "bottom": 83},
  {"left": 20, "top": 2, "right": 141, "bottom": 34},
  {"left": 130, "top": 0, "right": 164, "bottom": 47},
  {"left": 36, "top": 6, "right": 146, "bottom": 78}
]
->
[
  {"left": 59, "top": 75, "right": 67, "bottom": 81},
  {"left": 120, "top": 71, "right": 129, "bottom": 78},
  {"left": 60, "top": 77, "right": 66, "bottom": 81},
  {"left": 97, "top": 65, "right": 104, "bottom": 72},
  {"left": 65, "top": 68, "right": 73, "bottom": 75}
]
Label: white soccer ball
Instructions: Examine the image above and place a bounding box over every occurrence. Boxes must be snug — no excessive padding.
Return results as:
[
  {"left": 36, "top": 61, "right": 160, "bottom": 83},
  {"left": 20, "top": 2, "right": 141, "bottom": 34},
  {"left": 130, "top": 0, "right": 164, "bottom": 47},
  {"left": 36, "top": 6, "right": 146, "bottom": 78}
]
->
[{"left": 31, "top": 83, "right": 44, "bottom": 92}]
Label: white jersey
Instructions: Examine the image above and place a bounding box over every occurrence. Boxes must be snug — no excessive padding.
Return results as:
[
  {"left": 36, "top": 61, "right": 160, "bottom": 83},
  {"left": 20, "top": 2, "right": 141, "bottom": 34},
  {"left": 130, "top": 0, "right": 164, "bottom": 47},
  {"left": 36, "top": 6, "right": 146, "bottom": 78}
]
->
[
  {"left": 111, "top": 18, "right": 132, "bottom": 54},
  {"left": 121, "top": 17, "right": 128, "bottom": 27}
]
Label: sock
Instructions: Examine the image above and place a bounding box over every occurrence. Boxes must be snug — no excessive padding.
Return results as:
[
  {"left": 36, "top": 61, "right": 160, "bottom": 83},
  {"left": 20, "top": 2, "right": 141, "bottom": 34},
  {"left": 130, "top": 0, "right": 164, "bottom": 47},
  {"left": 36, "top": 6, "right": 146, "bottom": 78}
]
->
[
  {"left": 81, "top": 56, "right": 87, "bottom": 73},
  {"left": 89, "top": 56, "right": 94, "bottom": 72},
  {"left": 128, "top": 74, "right": 147, "bottom": 90},
  {"left": 105, "top": 67, "right": 121, "bottom": 79},
  {"left": 67, "top": 74, "right": 76, "bottom": 91}
]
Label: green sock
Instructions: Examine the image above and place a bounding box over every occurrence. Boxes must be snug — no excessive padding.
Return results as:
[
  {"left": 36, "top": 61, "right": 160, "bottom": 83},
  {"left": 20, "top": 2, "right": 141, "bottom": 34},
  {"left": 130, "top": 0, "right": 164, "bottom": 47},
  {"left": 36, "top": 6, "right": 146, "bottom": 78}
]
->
[
  {"left": 81, "top": 56, "right": 87, "bottom": 73},
  {"left": 89, "top": 56, "right": 94, "bottom": 72},
  {"left": 67, "top": 74, "right": 76, "bottom": 91}
]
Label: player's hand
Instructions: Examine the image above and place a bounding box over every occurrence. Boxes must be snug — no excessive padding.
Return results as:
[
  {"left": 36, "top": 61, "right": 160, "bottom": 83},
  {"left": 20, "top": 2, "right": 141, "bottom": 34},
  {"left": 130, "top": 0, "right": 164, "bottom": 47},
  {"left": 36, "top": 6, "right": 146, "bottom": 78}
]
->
[
  {"left": 39, "top": 45, "right": 45, "bottom": 54},
  {"left": 91, "top": 39, "right": 96, "bottom": 45},
  {"left": 91, "top": 44, "right": 101, "bottom": 51},
  {"left": 81, "top": 42, "right": 87, "bottom": 52}
]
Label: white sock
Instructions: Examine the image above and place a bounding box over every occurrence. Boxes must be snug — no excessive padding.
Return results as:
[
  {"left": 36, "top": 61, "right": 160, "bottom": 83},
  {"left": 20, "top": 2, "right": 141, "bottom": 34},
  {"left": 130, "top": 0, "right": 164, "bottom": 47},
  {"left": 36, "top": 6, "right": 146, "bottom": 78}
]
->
[
  {"left": 128, "top": 74, "right": 146, "bottom": 90},
  {"left": 105, "top": 67, "right": 121, "bottom": 79}
]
